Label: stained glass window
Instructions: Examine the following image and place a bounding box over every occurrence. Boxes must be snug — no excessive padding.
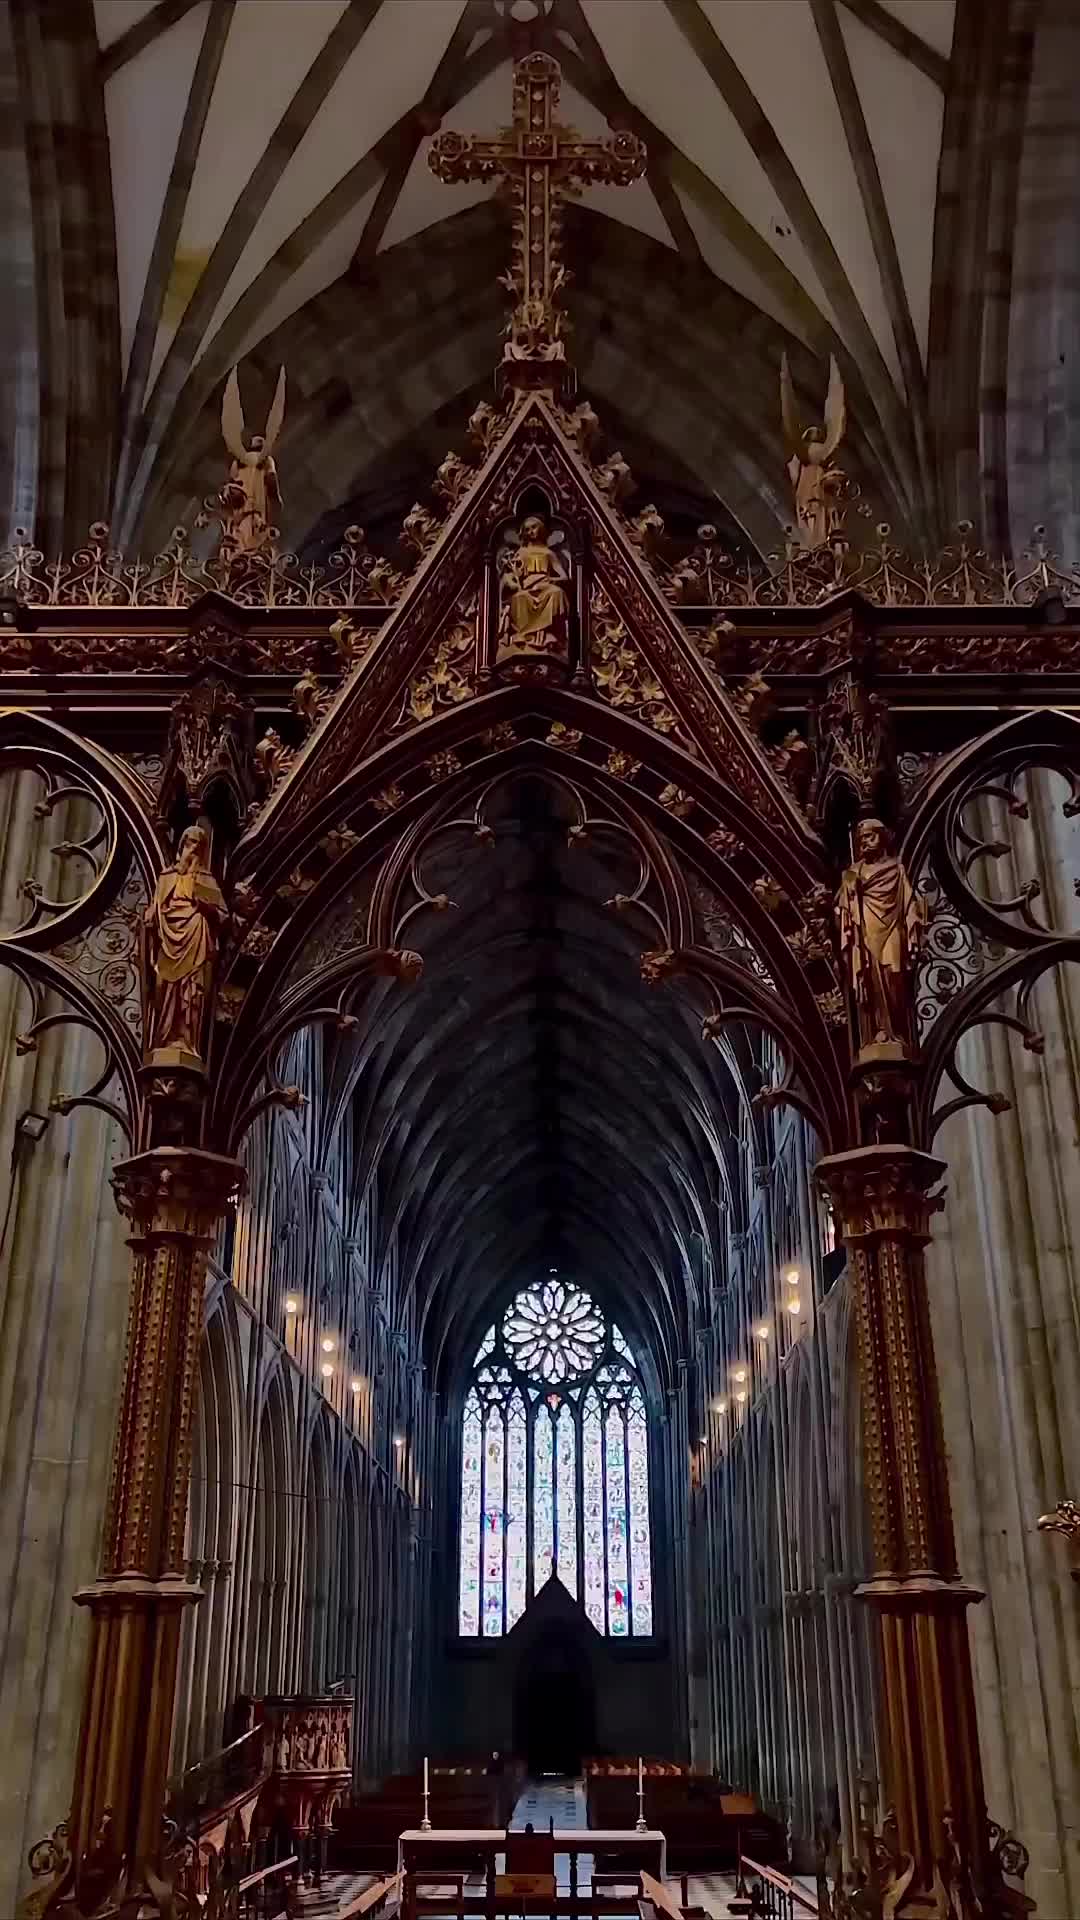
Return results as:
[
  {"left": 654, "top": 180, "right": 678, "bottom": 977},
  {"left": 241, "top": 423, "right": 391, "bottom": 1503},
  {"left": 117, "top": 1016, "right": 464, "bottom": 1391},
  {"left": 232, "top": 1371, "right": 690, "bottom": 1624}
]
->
[
  {"left": 556, "top": 1401, "right": 577, "bottom": 1598},
  {"left": 582, "top": 1390, "right": 605, "bottom": 1632},
  {"left": 506, "top": 1391, "right": 527, "bottom": 1629},
  {"left": 483, "top": 1403, "right": 504, "bottom": 1636},
  {"left": 503, "top": 1279, "right": 604, "bottom": 1382},
  {"left": 457, "top": 1279, "right": 653, "bottom": 1637},
  {"left": 458, "top": 1389, "right": 482, "bottom": 1635},
  {"left": 533, "top": 1406, "right": 554, "bottom": 1593}
]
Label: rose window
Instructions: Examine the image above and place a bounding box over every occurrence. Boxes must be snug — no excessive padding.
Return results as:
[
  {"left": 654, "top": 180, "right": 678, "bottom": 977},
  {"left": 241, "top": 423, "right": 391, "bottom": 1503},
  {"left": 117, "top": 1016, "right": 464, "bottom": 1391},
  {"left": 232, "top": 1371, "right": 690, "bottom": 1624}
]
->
[{"left": 501, "top": 1279, "right": 604, "bottom": 1383}]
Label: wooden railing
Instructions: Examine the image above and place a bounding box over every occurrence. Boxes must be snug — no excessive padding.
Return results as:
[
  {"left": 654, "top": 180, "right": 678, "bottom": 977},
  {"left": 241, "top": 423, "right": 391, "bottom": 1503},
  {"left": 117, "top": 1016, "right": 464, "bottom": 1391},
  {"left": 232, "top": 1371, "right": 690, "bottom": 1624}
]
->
[
  {"left": 338, "top": 1872, "right": 404, "bottom": 1920},
  {"left": 236, "top": 1853, "right": 299, "bottom": 1918},
  {"left": 734, "top": 1856, "right": 818, "bottom": 1918},
  {"left": 168, "top": 1723, "right": 268, "bottom": 1833}
]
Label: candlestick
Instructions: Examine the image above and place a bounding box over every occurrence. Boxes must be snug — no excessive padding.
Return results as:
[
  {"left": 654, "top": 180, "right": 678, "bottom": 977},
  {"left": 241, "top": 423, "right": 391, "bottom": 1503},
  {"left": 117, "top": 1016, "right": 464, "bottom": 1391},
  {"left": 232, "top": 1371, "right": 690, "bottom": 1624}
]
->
[
  {"left": 421, "top": 1753, "right": 431, "bottom": 1831},
  {"left": 635, "top": 1754, "right": 647, "bottom": 1833}
]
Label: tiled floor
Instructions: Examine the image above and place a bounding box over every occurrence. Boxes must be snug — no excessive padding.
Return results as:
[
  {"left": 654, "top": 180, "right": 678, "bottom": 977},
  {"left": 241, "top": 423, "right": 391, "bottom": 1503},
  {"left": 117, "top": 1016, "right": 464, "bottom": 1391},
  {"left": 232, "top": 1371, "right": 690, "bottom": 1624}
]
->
[{"left": 511, "top": 1775, "right": 588, "bottom": 1829}]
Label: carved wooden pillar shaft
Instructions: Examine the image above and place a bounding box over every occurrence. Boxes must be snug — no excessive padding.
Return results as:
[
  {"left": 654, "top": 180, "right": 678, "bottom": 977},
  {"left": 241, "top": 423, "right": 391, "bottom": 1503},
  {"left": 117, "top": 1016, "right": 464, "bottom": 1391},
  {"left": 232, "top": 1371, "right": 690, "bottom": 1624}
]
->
[
  {"left": 817, "top": 1144, "right": 986, "bottom": 1887},
  {"left": 65, "top": 1147, "right": 244, "bottom": 1907}
]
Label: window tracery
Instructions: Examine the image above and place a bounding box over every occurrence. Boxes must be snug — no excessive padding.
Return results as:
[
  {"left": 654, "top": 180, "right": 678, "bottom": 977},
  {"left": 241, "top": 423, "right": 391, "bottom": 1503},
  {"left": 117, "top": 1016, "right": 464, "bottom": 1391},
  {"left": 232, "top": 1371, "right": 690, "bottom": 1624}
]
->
[{"left": 457, "top": 1280, "right": 653, "bottom": 1637}]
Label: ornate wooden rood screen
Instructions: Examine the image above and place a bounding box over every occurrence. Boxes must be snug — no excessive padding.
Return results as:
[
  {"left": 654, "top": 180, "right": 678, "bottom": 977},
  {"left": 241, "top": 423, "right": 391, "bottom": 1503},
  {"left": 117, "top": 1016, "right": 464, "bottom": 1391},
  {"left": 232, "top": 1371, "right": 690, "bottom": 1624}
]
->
[{"left": 5, "top": 47, "right": 1079, "bottom": 1920}]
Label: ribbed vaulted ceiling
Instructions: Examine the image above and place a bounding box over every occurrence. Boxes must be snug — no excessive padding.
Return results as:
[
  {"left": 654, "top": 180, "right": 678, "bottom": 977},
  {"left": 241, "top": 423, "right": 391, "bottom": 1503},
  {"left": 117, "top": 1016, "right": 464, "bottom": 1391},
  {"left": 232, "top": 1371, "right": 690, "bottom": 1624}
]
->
[
  {"left": 313, "top": 776, "right": 770, "bottom": 1390},
  {"left": 10, "top": 0, "right": 955, "bottom": 554}
]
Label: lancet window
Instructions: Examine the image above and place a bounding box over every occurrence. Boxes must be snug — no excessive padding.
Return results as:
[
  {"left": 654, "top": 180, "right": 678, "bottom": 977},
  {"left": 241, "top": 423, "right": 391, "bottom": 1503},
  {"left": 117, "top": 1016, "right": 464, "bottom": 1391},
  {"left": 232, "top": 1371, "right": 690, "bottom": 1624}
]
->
[{"left": 458, "top": 1280, "right": 653, "bottom": 1639}]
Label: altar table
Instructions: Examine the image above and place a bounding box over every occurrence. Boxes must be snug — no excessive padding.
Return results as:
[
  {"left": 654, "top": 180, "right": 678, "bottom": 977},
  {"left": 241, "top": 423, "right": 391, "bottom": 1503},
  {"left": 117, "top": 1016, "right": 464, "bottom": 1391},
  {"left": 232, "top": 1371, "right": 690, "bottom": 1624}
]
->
[{"left": 398, "top": 1828, "right": 667, "bottom": 1920}]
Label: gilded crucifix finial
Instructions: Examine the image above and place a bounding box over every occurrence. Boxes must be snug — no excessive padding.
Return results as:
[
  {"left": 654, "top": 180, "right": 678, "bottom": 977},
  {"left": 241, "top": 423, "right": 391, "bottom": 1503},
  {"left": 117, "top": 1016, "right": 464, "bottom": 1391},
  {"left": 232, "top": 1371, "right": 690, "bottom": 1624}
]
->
[{"left": 428, "top": 52, "right": 645, "bottom": 395}]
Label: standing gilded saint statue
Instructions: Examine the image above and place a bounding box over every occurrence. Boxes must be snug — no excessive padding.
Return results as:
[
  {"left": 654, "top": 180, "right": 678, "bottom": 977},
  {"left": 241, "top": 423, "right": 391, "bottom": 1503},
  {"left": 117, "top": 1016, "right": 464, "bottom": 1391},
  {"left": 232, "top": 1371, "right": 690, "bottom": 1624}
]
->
[
  {"left": 142, "top": 823, "right": 228, "bottom": 1065},
  {"left": 836, "top": 816, "right": 924, "bottom": 1054}
]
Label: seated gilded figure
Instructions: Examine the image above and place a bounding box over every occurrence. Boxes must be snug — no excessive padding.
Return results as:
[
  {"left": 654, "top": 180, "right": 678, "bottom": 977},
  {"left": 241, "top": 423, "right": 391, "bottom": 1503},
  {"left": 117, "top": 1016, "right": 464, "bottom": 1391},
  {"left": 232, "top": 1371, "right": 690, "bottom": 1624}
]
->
[
  {"left": 497, "top": 511, "right": 570, "bottom": 664},
  {"left": 142, "top": 823, "right": 228, "bottom": 1068}
]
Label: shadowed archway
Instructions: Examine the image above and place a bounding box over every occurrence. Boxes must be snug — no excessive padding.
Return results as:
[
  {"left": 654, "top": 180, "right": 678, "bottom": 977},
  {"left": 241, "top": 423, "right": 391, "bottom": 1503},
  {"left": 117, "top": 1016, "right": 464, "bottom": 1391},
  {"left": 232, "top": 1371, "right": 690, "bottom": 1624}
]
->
[{"left": 515, "top": 1616, "right": 597, "bottom": 1777}]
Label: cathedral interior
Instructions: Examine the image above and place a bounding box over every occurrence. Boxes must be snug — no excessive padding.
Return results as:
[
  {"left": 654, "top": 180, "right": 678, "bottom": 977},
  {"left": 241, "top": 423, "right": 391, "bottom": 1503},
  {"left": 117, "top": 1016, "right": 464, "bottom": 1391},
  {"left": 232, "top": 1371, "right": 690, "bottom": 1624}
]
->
[{"left": 2, "top": 5, "right": 1080, "bottom": 1920}]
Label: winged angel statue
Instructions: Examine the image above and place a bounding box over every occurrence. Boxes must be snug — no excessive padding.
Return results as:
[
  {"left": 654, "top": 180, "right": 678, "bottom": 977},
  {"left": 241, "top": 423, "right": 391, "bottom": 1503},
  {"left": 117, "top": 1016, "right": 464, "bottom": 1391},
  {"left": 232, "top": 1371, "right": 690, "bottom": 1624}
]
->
[
  {"left": 220, "top": 364, "right": 286, "bottom": 556},
  {"left": 780, "top": 352, "right": 847, "bottom": 549}
]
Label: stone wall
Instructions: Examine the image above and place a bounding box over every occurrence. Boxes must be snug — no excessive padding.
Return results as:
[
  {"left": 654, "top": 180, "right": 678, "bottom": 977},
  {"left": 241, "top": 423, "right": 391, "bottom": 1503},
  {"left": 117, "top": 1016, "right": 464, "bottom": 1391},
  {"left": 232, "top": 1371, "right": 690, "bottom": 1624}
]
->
[
  {"left": 927, "top": 773, "right": 1080, "bottom": 1919},
  {"left": 0, "top": 775, "right": 128, "bottom": 1920}
]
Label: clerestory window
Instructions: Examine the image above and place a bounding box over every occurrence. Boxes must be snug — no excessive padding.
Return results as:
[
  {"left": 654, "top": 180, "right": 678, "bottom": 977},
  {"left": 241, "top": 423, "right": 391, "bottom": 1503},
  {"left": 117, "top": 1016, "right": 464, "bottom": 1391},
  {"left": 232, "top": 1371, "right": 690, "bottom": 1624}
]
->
[{"left": 457, "top": 1279, "right": 653, "bottom": 1638}]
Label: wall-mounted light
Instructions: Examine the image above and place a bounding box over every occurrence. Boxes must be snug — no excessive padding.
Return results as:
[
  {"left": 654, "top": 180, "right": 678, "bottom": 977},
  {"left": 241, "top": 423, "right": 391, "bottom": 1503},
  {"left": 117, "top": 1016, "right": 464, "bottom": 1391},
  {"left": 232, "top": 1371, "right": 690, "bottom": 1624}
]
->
[
  {"left": 735, "top": 1389, "right": 747, "bottom": 1405},
  {"left": 755, "top": 1323, "right": 770, "bottom": 1341},
  {"left": 787, "top": 1297, "right": 802, "bottom": 1317},
  {"left": 321, "top": 1362, "right": 334, "bottom": 1379},
  {"left": 733, "top": 1366, "right": 747, "bottom": 1383},
  {"left": 321, "top": 1336, "right": 336, "bottom": 1354},
  {"left": 785, "top": 1268, "right": 799, "bottom": 1287},
  {"left": 712, "top": 1399, "right": 727, "bottom": 1416},
  {"left": 351, "top": 1378, "right": 363, "bottom": 1395},
  {"left": 699, "top": 1435, "right": 708, "bottom": 1447},
  {"left": 393, "top": 1432, "right": 406, "bottom": 1448},
  {"left": 285, "top": 1297, "right": 299, "bottom": 1315}
]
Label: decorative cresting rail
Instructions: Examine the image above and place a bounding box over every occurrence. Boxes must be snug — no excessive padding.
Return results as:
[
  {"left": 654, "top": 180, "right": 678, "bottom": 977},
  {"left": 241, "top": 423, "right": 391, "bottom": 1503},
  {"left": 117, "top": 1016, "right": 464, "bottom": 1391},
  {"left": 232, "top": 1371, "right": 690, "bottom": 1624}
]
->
[
  {"left": 4, "top": 516, "right": 1080, "bottom": 625},
  {"left": 6, "top": 46, "right": 1075, "bottom": 1920}
]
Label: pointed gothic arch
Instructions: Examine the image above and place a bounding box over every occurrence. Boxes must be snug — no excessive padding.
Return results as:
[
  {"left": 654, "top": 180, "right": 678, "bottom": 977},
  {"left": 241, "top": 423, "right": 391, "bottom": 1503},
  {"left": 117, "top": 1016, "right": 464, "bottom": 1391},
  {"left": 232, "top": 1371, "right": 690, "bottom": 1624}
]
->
[
  {"left": 174, "top": 1296, "right": 245, "bottom": 1772},
  {"left": 301, "top": 1411, "right": 335, "bottom": 1692},
  {"left": 247, "top": 1365, "right": 294, "bottom": 1699}
]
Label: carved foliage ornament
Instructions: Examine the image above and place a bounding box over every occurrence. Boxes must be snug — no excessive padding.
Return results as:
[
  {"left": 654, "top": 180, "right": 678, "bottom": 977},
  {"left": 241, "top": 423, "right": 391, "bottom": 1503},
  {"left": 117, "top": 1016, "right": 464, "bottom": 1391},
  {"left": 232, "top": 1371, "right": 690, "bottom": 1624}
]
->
[
  {"left": 590, "top": 583, "right": 690, "bottom": 749},
  {"left": 157, "top": 674, "right": 257, "bottom": 828},
  {"left": 816, "top": 1810, "right": 1034, "bottom": 1919}
]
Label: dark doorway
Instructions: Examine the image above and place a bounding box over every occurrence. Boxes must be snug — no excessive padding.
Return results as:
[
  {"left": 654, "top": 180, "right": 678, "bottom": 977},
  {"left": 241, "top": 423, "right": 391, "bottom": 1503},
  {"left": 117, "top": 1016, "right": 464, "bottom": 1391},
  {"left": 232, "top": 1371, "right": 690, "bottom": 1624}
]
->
[{"left": 515, "top": 1627, "right": 595, "bottom": 1775}]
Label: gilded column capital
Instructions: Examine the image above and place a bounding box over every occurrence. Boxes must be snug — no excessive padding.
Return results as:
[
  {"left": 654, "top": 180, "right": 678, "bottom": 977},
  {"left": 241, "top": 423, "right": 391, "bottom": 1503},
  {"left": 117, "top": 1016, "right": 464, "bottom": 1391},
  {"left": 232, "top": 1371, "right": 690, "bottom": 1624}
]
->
[
  {"left": 816, "top": 1143, "right": 945, "bottom": 1241},
  {"left": 111, "top": 1145, "right": 246, "bottom": 1236}
]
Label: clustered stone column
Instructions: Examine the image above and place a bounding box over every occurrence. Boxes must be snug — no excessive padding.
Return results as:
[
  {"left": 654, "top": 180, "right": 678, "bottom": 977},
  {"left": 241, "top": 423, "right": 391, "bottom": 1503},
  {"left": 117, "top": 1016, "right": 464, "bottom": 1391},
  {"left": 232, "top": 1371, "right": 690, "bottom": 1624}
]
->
[
  {"left": 817, "top": 775, "right": 1033, "bottom": 1916},
  {"left": 55, "top": 1147, "right": 243, "bottom": 1914},
  {"left": 817, "top": 1145, "right": 986, "bottom": 1895}
]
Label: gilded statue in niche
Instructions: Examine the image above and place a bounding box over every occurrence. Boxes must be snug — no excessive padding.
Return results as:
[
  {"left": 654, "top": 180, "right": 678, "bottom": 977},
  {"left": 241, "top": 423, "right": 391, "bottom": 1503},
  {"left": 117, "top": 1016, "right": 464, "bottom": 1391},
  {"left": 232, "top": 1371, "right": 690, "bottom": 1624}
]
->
[
  {"left": 497, "top": 511, "right": 570, "bottom": 666},
  {"left": 142, "top": 824, "right": 228, "bottom": 1067},
  {"left": 836, "top": 816, "right": 924, "bottom": 1057}
]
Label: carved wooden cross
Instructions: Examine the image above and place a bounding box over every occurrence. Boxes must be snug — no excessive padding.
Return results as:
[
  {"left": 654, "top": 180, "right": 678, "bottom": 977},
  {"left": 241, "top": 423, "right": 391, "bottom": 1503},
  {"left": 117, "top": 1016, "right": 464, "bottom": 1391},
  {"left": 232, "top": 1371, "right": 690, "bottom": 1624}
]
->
[{"left": 428, "top": 51, "right": 645, "bottom": 391}]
